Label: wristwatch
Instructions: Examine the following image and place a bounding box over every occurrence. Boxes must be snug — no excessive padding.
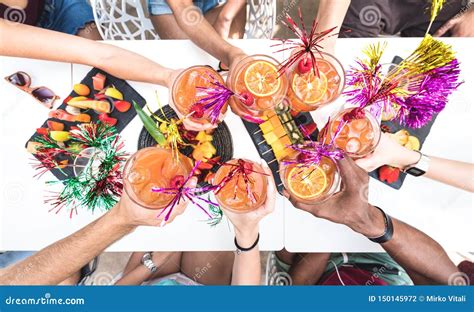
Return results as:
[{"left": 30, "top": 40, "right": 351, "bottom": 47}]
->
[
  {"left": 141, "top": 252, "right": 157, "bottom": 273},
  {"left": 403, "top": 151, "right": 430, "bottom": 177}
]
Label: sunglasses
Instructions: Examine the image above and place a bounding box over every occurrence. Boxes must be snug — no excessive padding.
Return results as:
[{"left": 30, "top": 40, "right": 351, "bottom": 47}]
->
[{"left": 5, "top": 71, "right": 59, "bottom": 109}]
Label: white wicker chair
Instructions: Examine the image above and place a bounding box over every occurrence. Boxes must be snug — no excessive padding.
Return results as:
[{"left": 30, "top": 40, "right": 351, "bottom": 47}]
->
[{"left": 91, "top": 0, "right": 276, "bottom": 40}]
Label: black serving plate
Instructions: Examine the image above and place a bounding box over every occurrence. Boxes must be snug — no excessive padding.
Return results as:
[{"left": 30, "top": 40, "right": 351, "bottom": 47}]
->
[
  {"left": 137, "top": 105, "right": 234, "bottom": 186},
  {"left": 26, "top": 68, "right": 146, "bottom": 181},
  {"left": 242, "top": 112, "right": 319, "bottom": 194}
]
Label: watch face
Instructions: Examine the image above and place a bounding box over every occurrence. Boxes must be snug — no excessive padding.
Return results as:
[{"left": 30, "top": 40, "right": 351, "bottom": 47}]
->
[{"left": 406, "top": 167, "right": 425, "bottom": 177}]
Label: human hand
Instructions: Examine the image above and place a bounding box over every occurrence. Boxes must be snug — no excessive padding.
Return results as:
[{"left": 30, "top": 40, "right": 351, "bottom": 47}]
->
[
  {"left": 222, "top": 161, "right": 276, "bottom": 246},
  {"left": 355, "top": 132, "right": 420, "bottom": 172},
  {"left": 284, "top": 157, "right": 385, "bottom": 237},
  {"left": 227, "top": 49, "right": 247, "bottom": 74},
  {"left": 434, "top": 7, "right": 474, "bottom": 37},
  {"left": 111, "top": 177, "right": 197, "bottom": 228}
]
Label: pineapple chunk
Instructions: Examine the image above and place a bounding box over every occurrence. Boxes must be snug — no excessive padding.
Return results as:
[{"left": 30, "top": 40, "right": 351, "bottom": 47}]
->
[
  {"left": 271, "top": 140, "right": 284, "bottom": 154},
  {"left": 273, "top": 125, "right": 287, "bottom": 138},
  {"left": 196, "top": 131, "right": 213, "bottom": 143},
  {"left": 263, "top": 132, "right": 279, "bottom": 145},
  {"left": 259, "top": 120, "right": 273, "bottom": 134},
  {"left": 279, "top": 136, "right": 292, "bottom": 148},
  {"left": 269, "top": 115, "right": 282, "bottom": 129},
  {"left": 405, "top": 136, "right": 420, "bottom": 151}
]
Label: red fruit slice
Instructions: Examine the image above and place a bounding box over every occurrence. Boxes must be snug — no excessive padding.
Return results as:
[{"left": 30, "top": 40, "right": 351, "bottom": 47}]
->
[
  {"left": 36, "top": 128, "right": 48, "bottom": 135},
  {"left": 114, "top": 100, "right": 131, "bottom": 113},
  {"left": 98, "top": 113, "right": 117, "bottom": 126}
]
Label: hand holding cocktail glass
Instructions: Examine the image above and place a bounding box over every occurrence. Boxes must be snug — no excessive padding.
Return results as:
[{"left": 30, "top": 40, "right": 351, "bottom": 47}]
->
[
  {"left": 283, "top": 156, "right": 386, "bottom": 238},
  {"left": 220, "top": 161, "right": 276, "bottom": 245}
]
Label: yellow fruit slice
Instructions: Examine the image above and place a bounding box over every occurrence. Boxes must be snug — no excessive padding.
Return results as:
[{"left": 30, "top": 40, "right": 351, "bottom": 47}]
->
[
  {"left": 292, "top": 71, "right": 328, "bottom": 104},
  {"left": 405, "top": 136, "right": 420, "bottom": 151},
  {"left": 50, "top": 131, "right": 70, "bottom": 142},
  {"left": 244, "top": 61, "right": 281, "bottom": 97},
  {"left": 288, "top": 165, "right": 328, "bottom": 199}
]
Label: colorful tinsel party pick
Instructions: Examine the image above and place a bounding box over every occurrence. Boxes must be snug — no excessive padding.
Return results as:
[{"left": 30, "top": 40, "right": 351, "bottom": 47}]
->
[
  {"left": 426, "top": 0, "right": 446, "bottom": 34},
  {"left": 345, "top": 36, "right": 461, "bottom": 128},
  {"left": 214, "top": 159, "right": 269, "bottom": 205},
  {"left": 151, "top": 161, "right": 217, "bottom": 226},
  {"left": 194, "top": 73, "right": 238, "bottom": 125},
  {"left": 148, "top": 92, "right": 191, "bottom": 162},
  {"left": 272, "top": 7, "right": 338, "bottom": 77}
]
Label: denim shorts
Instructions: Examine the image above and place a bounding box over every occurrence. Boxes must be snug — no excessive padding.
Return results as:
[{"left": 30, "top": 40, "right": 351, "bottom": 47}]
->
[
  {"left": 148, "top": 0, "right": 223, "bottom": 16},
  {"left": 37, "top": 0, "right": 95, "bottom": 35}
]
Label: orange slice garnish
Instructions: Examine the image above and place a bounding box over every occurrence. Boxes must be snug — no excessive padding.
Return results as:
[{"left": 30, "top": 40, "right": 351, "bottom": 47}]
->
[
  {"left": 244, "top": 61, "right": 281, "bottom": 97},
  {"left": 292, "top": 70, "right": 328, "bottom": 104},
  {"left": 288, "top": 165, "right": 328, "bottom": 199}
]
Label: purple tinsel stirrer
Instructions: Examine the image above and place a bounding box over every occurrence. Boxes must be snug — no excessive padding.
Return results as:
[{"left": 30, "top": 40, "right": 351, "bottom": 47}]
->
[
  {"left": 195, "top": 74, "right": 241, "bottom": 125},
  {"left": 396, "top": 58, "right": 462, "bottom": 128},
  {"left": 151, "top": 161, "right": 218, "bottom": 225},
  {"left": 283, "top": 140, "right": 344, "bottom": 168}
]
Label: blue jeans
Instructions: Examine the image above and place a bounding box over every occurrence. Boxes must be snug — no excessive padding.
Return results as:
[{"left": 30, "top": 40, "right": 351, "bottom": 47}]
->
[
  {"left": 148, "top": 0, "right": 222, "bottom": 15},
  {"left": 37, "top": 0, "right": 95, "bottom": 35}
]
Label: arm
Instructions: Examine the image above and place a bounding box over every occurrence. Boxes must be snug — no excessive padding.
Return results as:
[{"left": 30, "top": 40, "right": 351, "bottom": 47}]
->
[
  {"left": 0, "top": 20, "right": 176, "bottom": 87},
  {"left": 223, "top": 162, "right": 276, "bottom": 285},
  {"left": 0, "top": 209, "right": 134, "bottom": 285},
  {"left": 0, "top": 178, "right": 195, "bottom": 285},
  {"left": 315, "top": 0, "right": 351, "bottom": 54},
  {"left": 285, "top": 157, "right": 465, "bottom": 285},
  {"left": 434, "top": 6, "right": 474, "bottom": 37},
  {"left": 166, "top": 0, "right": 245, "bottom": 68},
  {"left": 213, "top": 0, "right": 247, "bottom": 39},
  {"left": 356, "top": 133, "right": 474, "bottom": 192}
]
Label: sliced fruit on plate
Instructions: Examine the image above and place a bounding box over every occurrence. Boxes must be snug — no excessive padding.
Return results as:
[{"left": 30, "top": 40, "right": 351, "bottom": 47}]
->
[
  {"left": 244, "top": 61, "right": 281, "bottom": 97},
  {"left": 36, "top": 128, "right": 49, "bottom": 135},
  {"left": 92, "top": 73, "right": 106, "bottom": 91},
  {"left": 405, "top": 136, "right": 420, "bottom": 151},
  {"left": 114, "top": 100, "right": 131, "bottom": 113},
  {"left": 105, "top": 86, "right": 123, "bottom": 100},
  {"left": 47, "top": 121, "right": 65, "bottom": 131},
  {"left": 49, "top": 109, "right": 76, "bottom": 122},
  {"left": 75, "top": 113, "right": 91, "bottom": 123},
  {"left": 50, "top": 131, "right": 70, "bottom": 142},
  {"left": 390, "top": 129, "right": 410, "bottom": 145},
  {"left": 378, "top": 165, "right": 400, "bottom": 184},
  {"left": 68, "top": 100, "right": 111, "bottom": 113},
  {"left": 288, "top": 165, "right": 328, "bottom": 199},
  {"left": 73, "top": 83, "right": 90, "bottom": 96},
  {"left": 292, "top": 70, "right": 327, "bottom": 104},
  {"left": 98, "top": 113, "right": 117, "bottom": 126}
]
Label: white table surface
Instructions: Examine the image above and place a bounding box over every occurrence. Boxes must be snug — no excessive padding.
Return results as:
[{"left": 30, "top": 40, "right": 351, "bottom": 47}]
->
[{"left": 1, "top": 38, "right": 473, "bottom": 252}]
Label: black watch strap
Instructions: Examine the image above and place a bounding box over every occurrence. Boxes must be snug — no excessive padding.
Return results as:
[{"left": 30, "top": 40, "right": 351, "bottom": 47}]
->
[{"left": 368, "top": 206, "right": 394, "bottom": 244}]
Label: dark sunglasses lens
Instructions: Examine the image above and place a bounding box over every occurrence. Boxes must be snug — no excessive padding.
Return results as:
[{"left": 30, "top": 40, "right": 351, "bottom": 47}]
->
[
  {"left": 8, "top": 72, "right": 30, "bottom": 86},
  {"left": 32, "top": 87, "right": 55, "bottom": 104}
]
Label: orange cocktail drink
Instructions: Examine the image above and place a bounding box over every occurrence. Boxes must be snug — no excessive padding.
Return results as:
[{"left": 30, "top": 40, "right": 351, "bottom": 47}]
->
[
  {"left": 123, "top": 147, "right": 193, "bottom": 209},
  {"left": 321, "top": 108, "right": 381, "bottom": 158},
  {"left": 213, "top": 159, "right": 268, "bottom": 213},
  {"left": 228, "top": 55, "right": 288, "bottom": 123},
  {"left": 280, "top": 149, "right": 340, "bottom": 204},
  {"left": 287, "top": 52, "right": 345, "bottom": 112},
  {"left": 171, "top": 66, "right": 227, "bottom": 127}
]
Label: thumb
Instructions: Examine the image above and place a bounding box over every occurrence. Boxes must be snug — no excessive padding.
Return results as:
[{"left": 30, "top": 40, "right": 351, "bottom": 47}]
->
[{"left": 434, "top": 18, "right": 457, "bottom": 37}]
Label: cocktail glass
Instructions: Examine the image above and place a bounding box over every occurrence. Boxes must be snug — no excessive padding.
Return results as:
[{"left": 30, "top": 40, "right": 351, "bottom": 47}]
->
[
  {"left": 213, "top": 159, "right": 268, "bottom": 213},
  {"left": 280, "top": 146, "right": 340, "bottom": 204},
  {"left": 286, "top": 51, "right": 345, "bottom": 112},
  {"left": 123, "top": 147, "right": 193, "bottom": 209},
  {"left": 227, "top": 55, "right": 288, "bottom": 123},
  {"left": 171, "top": 65, "right": 227, "bottom": 128}
]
